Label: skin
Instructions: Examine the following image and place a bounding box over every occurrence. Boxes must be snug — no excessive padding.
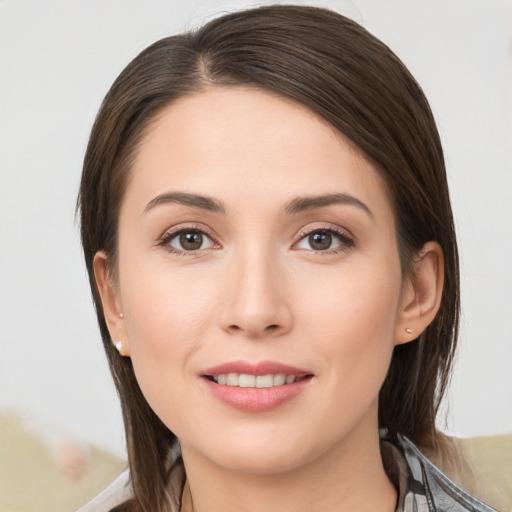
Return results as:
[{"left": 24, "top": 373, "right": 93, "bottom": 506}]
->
[{"left": 94, "top": 87, "right": 444, "bottom": 512}]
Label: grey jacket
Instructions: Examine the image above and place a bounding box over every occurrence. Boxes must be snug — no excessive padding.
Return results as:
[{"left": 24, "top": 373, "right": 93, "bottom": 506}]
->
[{"left": 76, "top": 434, "right": 498, "bottom": 512}]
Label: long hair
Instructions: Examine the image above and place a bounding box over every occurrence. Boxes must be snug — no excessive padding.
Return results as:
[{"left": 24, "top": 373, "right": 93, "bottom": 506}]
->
[{"left": 78, "top": 5, "right": 459, "bottom": 511}]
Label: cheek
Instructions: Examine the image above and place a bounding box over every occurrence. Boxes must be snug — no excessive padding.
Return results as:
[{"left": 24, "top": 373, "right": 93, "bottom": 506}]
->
[
  {"left": 119, "top": 261, "right": 218, "bottom": 389},
  {"left": 299, "top": 258, "right": 401, "bottom": 335},
  {"left": 296, "top": 258, "right": 401, "bottom": 387}
]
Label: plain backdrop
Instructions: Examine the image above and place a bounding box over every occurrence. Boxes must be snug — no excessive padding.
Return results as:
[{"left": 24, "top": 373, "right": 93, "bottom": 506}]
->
[{"left": 0, "top": 0, "right": 511, "bottom": 458}]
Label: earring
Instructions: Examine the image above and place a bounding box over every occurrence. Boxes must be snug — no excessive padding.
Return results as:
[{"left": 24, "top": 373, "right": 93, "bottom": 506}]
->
[
  {"left": 405, "top": 327, "right": 415, "bottom": 334},
  {"left": 119, "top": 313, "right": 124, "bottom": 318},
  {"left": 115, "top": 341, "right": 124, "bottom": 355}
]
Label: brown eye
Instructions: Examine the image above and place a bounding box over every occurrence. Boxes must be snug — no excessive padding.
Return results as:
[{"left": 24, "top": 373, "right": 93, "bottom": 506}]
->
[
  {"left": 167, "top": 230, "right": 214, "bottom": 252},
  {"left": 308, "top": 231, "right": 332, "bottom": 251},
  {"left": 180, "top": 231, "right": 203, "bottom": 250},
  {"left": 295, "top": 228, "right": 351, "bottom": 252}
]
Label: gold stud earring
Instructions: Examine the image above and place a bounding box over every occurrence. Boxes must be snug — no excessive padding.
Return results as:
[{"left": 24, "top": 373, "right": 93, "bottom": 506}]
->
[{"left": 405, "top": 327, "right": 415, "bottom": 334}]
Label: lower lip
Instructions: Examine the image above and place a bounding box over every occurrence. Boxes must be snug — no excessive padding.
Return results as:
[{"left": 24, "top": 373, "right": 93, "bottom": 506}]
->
[{"left": 203, "top": 377, "right": 312, "bottom": 412}]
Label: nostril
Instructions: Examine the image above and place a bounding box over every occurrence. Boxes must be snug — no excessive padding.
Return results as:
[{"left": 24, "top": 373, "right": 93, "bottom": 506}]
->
[{"left": 225, "top": 322, "right": 286, "bottom": 337}]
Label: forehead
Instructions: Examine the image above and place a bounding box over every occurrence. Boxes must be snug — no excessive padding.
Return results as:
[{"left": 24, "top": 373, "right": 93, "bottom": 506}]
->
[{"left": 124, "top": 86, "right": 394, "bottom": 221}]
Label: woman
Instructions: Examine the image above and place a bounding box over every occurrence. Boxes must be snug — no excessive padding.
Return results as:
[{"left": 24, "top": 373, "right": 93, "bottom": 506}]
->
[{"left": 77, "top": 5, "right": 497, "bottom": 512}]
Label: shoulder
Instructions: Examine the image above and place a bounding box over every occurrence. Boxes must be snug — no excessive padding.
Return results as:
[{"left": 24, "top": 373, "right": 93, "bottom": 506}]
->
[
  {"left": 384, "top": 434, "right": 498, "bottom": 512},
  {"left": 75, "top": 469, "right": 132, "bottom": 512}
]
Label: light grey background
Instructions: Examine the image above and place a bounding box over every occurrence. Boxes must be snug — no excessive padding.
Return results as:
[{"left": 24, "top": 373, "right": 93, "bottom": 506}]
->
[{"left": 0, "top": 0, "right": 511, "bottom": 458}]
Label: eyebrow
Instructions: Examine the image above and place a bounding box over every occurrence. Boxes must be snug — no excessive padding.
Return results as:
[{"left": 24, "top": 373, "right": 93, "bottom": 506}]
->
[
  {"left": 144, "top": 192, "right": 226, "bottom": 214},
  {"left": 285, "top": 193, "right": 373, "bottom": 218}
]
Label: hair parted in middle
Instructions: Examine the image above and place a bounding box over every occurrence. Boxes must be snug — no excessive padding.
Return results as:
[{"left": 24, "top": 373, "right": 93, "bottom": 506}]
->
[{"left": 78, "top": 5, "right": 459, "bottom": 511}]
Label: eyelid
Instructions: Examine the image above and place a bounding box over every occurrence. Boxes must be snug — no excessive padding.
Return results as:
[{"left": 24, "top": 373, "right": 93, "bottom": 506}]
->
[
  {"left": 292, "top": 224, "right": 355, "bottom": 253},
  {"left": 158, "top": 223, "right": 221, "bottom": 254}
]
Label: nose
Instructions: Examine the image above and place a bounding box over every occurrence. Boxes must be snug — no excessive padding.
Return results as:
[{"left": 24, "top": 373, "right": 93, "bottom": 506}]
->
[{"left": 219, "top": 250, "right": 293, "bottom": 339}]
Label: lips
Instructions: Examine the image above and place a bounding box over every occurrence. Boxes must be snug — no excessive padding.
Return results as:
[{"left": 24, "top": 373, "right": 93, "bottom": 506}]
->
[{"left": 201, "top": 360, "right": 313, "bottom": 412}]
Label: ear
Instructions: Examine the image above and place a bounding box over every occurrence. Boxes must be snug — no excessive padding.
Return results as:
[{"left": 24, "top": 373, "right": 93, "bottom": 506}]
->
[
  {"left": 395, "top": 241, "right": 444, "bottom": 345},
  {"left": 93, "top": 251, "right": 130, "bottom": 356}
]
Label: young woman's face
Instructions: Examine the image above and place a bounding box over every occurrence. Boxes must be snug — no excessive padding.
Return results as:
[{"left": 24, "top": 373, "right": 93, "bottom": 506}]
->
[{"left": 104, "top": 87, "right": 412, "bottom": 473}]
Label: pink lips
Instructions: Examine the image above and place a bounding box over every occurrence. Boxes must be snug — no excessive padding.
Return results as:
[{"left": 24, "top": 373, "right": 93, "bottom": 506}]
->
[
  {"left": 201, "top": 360, "right": 313, "bottom": 412},
  {"left": 204, "top": 360, "right": 309, "bottom": 377}
]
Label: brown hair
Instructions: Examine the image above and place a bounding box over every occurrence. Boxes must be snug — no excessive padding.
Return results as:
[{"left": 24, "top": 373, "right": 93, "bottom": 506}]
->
[{"left": 78, "top": 5, "right": 459, "bottom": 511}]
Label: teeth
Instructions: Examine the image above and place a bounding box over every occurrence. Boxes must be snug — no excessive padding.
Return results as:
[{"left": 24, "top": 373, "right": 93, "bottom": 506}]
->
[
  {"left": 212, "top": 373, "right": 299, "bottom": 388},
  {"left": 226, "top": 373, "right": 238, "bottom": 386},
  {"left": 239, "top": 374, "right": 256, "bottom": 387},
  {"left": 273, "top": 373, "right": 286, "bottom": 386},
  {"left": 256, "top": 375, "right": 273, "bottom": 388}
]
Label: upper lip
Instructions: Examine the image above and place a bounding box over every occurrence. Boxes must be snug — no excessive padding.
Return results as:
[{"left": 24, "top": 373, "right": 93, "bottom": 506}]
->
[{"left": 203, "top": 360, "right": 312, "bottom": 377}]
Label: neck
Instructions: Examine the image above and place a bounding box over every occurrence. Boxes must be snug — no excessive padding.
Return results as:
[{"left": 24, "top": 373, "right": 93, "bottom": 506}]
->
[{"left": 180, "top": 420, "right": 396, "bottom": 512}]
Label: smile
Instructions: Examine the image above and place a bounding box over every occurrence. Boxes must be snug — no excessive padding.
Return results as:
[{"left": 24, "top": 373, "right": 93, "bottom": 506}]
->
[
  {"left": 202, "top": 361, "right": 314, "bottom": 412},
  {"left": 210, "top": 373, "right": 304, "bottom": 388}
]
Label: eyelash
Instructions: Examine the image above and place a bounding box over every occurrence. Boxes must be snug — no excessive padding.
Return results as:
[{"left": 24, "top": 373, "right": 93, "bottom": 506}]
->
[
  {"left": 294, "top": 225, "right": 355, "bottom": 255},
  {"left": 158, "top": 224, "right": 354, "bottom": 256},
  {"left": 159, "top": 224, "right": 218, "bottom": 256}
]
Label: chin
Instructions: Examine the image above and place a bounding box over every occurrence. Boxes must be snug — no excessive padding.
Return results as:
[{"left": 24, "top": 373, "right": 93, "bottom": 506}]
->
[
  {"left": 212, "top": 444, "right": 309, "bottom": 475},
  {"left": 183, "top": 426, "right": 327, "bottom": 476}
]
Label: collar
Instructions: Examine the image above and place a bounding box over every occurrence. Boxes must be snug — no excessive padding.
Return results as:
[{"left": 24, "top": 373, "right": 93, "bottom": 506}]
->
[{"left": 381, "top": 433, "right": 497, "bottom": 512}]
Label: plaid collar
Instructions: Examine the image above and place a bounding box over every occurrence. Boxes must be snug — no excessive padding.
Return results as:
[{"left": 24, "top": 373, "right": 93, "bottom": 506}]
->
[{"left": 381, "top": 433, "right": 497, "bottom": 512}]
